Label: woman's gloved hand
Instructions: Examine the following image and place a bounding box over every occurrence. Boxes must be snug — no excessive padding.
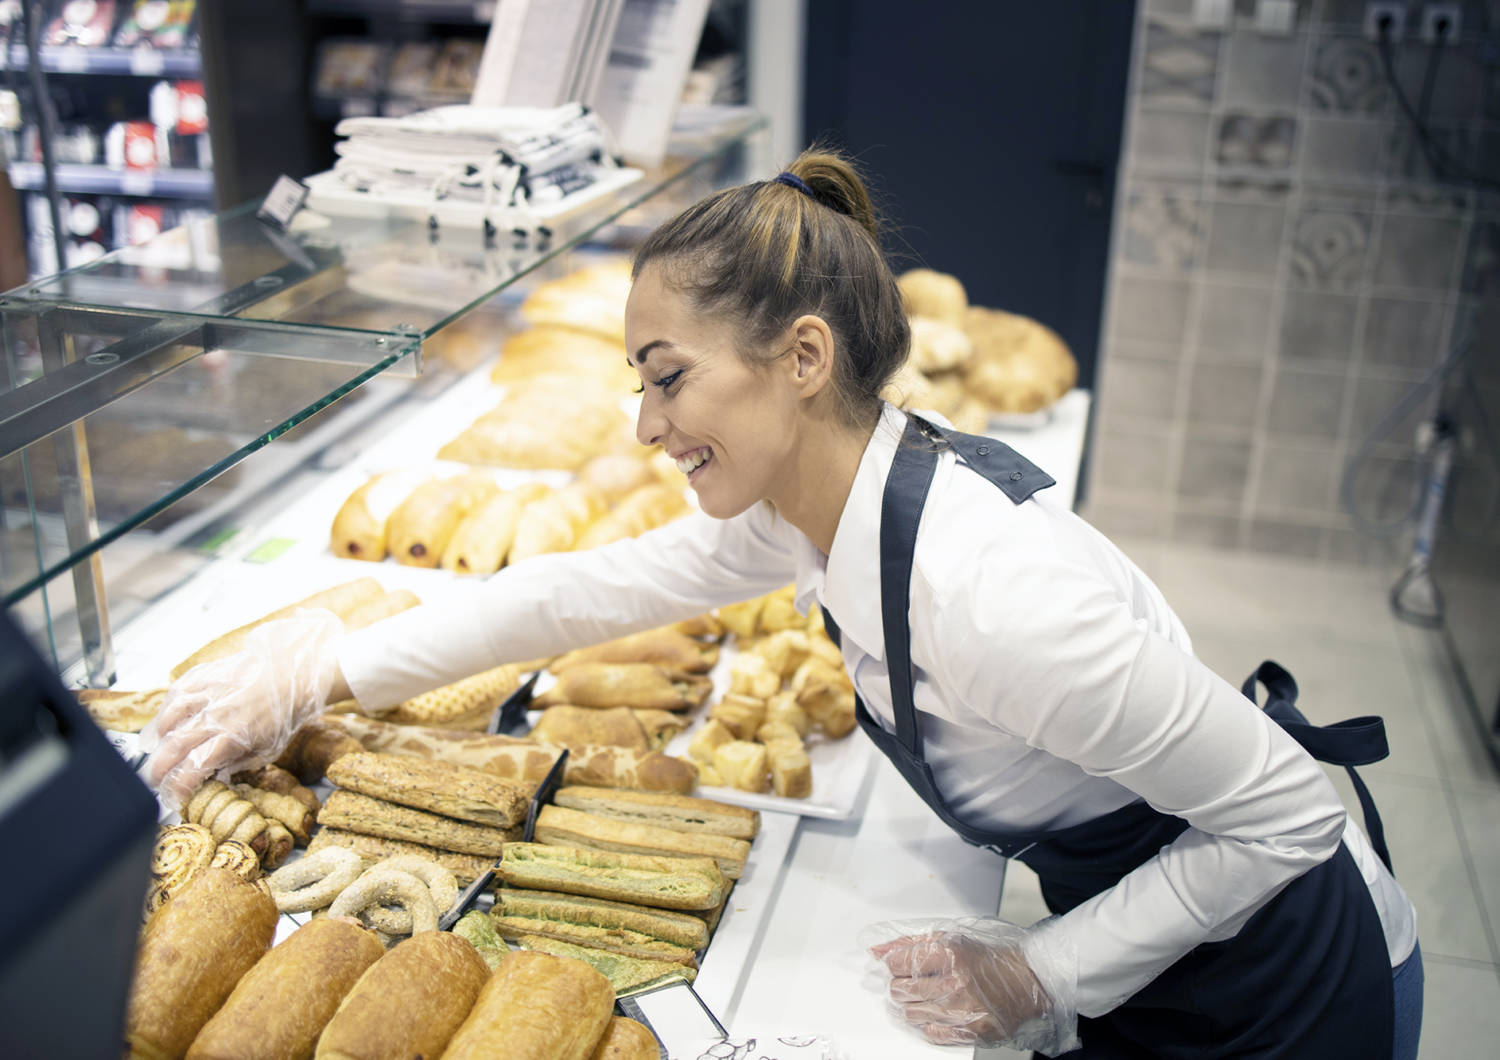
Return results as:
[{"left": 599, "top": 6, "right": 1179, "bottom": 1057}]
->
[
  {"left": 863, "top": 917, "right": 1079, "bottom": 1054},
  {"left": 139, "top": 609, "right": 344, "bottom": 811}
]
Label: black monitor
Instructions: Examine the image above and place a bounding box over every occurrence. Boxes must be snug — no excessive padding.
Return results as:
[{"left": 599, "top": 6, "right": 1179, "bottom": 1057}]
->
[{"left": 0, "top": 608, "right": 158, "bottom": 1057}]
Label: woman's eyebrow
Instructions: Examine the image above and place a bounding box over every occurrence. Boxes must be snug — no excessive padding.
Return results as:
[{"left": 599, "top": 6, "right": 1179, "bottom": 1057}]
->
[{"left": 630, "top": 339, "right": 674, "bottom": 366}]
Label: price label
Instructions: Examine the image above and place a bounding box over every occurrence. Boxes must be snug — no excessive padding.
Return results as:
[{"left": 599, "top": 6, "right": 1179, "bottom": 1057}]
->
[
  {"left": 119, "top": 171, "right": 155, "bottom": 197},
  {"left": 256, "top": 174, "right": 309, "bottom": 231},
  {"left": 54, "top": 48, "right": 89, "bottom": 73},
  {"left": 246, "top": 537, "right": 297, "bottom": 564},
  {"left": 129, "top": 47, "right": 165, "bottom": 77}
]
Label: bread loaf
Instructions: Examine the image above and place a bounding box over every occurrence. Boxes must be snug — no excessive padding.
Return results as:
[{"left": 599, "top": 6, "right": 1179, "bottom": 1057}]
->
[
  {"left": 589, "top": 1017, "right": 662, "bottom": 1060},
  {"left": 535, "top": 805, "right": 748, "bottom": 879},
  {"left": 551, "top": 786, "right": 760, "bottom": 840},
  {"left": 317, "top": 790, "right": 520, "bottom": 857},
  {"left": 186, "top": 918, "right": 384, "bottom": 1060},
  {"left": 440, "top": 950, "right": 616, "bottom": 1060},
  {"left": 497, "top": 843, "right": 726, "bottom": 911},
  {"left": 325, "top": 752, "right": 532, "bottom": 827},
  {"left": 494, "top": 887, "right": 708, "bottom": 950},
  {"left": 314, "top": 931, "right": 489, "bottom": 1060},
  {"left": 125, "top": 868, "right": 279, "bottom": 1060}
]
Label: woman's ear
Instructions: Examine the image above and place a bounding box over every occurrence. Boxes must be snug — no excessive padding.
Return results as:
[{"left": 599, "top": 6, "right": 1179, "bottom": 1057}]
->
[{"left": 788, "top": 314, "right": 836, "bottom": 397}]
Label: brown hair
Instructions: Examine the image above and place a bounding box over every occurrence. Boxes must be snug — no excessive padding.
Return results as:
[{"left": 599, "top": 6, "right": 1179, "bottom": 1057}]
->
[{"left": 631, "top": 148, "right": 910, "bottom": 427}]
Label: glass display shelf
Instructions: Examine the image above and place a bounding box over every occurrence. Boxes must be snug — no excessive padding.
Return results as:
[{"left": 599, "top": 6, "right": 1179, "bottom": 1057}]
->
[{"left": 1, "top": 113, "right": 765, "bottom": 681}]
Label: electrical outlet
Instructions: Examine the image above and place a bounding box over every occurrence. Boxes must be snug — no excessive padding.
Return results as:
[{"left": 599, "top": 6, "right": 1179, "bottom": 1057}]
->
[
  {"left": 1364, "top": 1, "right": 1407, "bottom": 42},
  {"left": 1420, "top": 3, "right": 1461, "bottom": 43}
]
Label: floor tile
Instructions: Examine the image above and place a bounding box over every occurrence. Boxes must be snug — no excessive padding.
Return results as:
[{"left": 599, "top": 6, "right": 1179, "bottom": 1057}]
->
[
  {"left": 1451, "top": 781, "right": 1500, "bottom": 957},
  {"left": 1399, "top": 625, "right": 1500, "bottom": 790},
  {"left": 1418, "top": 956, "right": 1500, "bottom": 1059}
]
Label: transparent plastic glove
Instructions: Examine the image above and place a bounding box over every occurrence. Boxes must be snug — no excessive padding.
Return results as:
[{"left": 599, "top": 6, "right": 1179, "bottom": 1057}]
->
[
  {"left": 862, "top": 917, "right": 1079, "bottom": 1055},
  {"left": 139, "top": 609, "right": 344, "bottom": 812}
]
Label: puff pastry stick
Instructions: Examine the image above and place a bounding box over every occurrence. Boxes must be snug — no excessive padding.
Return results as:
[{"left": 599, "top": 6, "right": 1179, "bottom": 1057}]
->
[
  {"left": 534, "top": 663, "right": 712, "bottom": 712},
  {"left": 440, "top": 482, "right": 551, "bottom": 574},
  {"left": 386, "top": 474, "right": 499, "bottom": 569}
]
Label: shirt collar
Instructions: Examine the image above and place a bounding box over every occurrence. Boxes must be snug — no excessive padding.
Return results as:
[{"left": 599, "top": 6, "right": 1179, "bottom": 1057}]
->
[{"left": 791, "top": 402, "right": 909, "bottom": 662}]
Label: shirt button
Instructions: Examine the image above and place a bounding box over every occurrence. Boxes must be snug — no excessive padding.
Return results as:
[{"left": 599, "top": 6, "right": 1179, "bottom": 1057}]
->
[
  {"left": 1010, "top": 471, "right": 1024, "bottom": 481},
  {"left": 976, "top": 445, "right": 990, "bottom": 455}
]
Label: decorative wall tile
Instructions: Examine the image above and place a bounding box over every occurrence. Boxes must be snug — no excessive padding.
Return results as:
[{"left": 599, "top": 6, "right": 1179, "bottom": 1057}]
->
[
  {"left": 1247, "top": 517, "right": 1324, "bottom": 558},
  {"left": 1139, "top": 22, "right": 1222, "bottom": 108},
  {"left": 1216, "top": 113, "right": 1298, "bottom": 169},
  {"left": 1267, "top": 365, "right": 1348, "bottom": 437},
  {"left": 1363, "top": 297, "right": 1448, "bottom": 372},
  {"left": 1122, "top": 186, "right": 1205, "bottom": 272},
  {"left": 1130, "top": 109, "right": 1212, "bottom": 174},
  {"left": 1391, "top": 44, "right": 1485, "bottom": 122},
  {"left": 1372, "top": 213, "right": 1465, "bottom": 290},
  {"left": 1288, "top": 204, "right": 1372, "bottom": 289},
  {"left": 1384, "top": 123, "right": 1474, "bottom": 212},
  {"left": 1171, "top": 510, "right": 1243, "bottom": 548},
  {"left": 1186, "top": 362, "right": 1265, "bottom": 431},
  {"left": 1347, "top": 376, "right": 1438, "bottom": 447},
  {"left": 1306, "top": 37, "right": 1389, "bottom": 115},
  {"left": 1205, "top": 198, "right": 1288, "bottom": 275},
  {"left": 1257, "top": 440, "right": 1339, "bottom": 512},
  {"left": 1177, "top": 436, "right": 1254, "bottom": 502},
  {"left": 1300, "top": 117, "right": 1388, "bottom": 182},
  {"left": 1097, "top": 352, "right": 1183, "bottom": 423},
  {"left": 1224, "top": 30, "right": 1308, "bottom": 109},
  {"left": 1111, "top": 275, "right": 1194, "bottom": 345},
  {"left": 1194, "top": 282, "right": 1275, "bottom": 361},
  {"left": 1279, "top": 289, "right": 1359, "bottom": 363},
  {"left": 1342, "top": 452, "right": 1423, "bottom": 524}
]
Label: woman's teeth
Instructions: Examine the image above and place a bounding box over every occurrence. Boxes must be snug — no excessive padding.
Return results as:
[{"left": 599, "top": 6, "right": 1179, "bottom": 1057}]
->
[{"left": 676, "top": 449, "right": 711, "bottom": 474}]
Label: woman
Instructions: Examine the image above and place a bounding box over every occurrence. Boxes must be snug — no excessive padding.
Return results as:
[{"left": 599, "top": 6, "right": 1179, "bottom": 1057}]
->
[{"left": 143, "top": 151, "right": 1422, "bottom": 1058}]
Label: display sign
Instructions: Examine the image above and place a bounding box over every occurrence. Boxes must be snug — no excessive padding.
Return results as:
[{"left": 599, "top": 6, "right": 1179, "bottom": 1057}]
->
[{"left": 257, "top": 174, "right": 310, "bottom": 231}]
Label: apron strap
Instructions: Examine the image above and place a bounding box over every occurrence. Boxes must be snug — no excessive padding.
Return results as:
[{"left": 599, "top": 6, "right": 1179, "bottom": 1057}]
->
[{"left": 1242, "top": 660, "right": 1395, "bottom": 874}]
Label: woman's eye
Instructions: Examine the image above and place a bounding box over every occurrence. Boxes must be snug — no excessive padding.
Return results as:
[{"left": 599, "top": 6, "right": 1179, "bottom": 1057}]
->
[{"left": 655, "top": 370, "right": 683, "bottom": 390}]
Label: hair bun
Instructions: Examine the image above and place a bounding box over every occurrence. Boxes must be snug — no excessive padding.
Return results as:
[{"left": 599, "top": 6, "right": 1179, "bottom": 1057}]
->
[{"left": 787, "top": 150, "right": 879, "bottom": 242}]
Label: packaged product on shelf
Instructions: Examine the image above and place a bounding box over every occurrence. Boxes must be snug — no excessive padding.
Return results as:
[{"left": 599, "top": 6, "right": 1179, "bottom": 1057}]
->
[
  {"left": 104, "top": 119, "right": 159, "bottom": 169},
  {"left": 45, "top": 0, "right": 118, "bottom": 47},
  {"left": 314, "top": 38, "right": 388, "bottom": 98},
  {"left": 114, "top": 0, "right": 196, "bottom": 49},
  {"left": 430, "top": 38, "right": 484, "bottom": 96},
  {"left": 388, "top": 41, "right": 440, "bottom": 99}
]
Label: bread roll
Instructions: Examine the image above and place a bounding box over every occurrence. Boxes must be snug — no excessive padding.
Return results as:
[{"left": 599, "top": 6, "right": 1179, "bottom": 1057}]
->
[
  {"left": 325, "top": 752, "right": 532, "bottom": 827},
  {"left": 440, "top": 483, "right": 551, "bottom": 574},
  {"left": 535, "top": 805, "right": 749, "bottom": 879},
  {"left": 898, "top": 267, "right": 968, "bottom": 325},
  {"left": 496, "top": 843, "right": 726, "bottom": 911},
  {"left": 534, "top": 663, "right": 712, "bottom": 712},
  {"left": 551, "top": 786, "right": 760, "bottom": 840},
  {"left": 171, "top": 579, "right": 385, "bottom": 679},
  {"left": 510, "top": 481, "right": 609, "bottom": 561},
  {"left": 574, "top": 484, "right": 690, "bottom": 550},
  {"left": 330, "top": 474, "right": 419, "bottom": 562},
  {"left": 589, "top": 1017, "right": 661, "bottom": 1060},
  {"left": 126, "top": 868, "right": 279, "bottom": 1060},
  {"left": 440, "top": 950, "right": 615, "bottom": 1060},
  {"left": 186, "top": 918, "right": 384, "bottom": 1060},
  {"left": 315, "top": 931, "right": 489, "bottom": 1060},
  {"left": 961, "top": 306, "right": 1077, "bottom": 414},
  {"left": 531, "top": 705, "right": 649, "bottom": 751},
  {"left": 386, "top": 474, "right": 499, "bottom": 569}
]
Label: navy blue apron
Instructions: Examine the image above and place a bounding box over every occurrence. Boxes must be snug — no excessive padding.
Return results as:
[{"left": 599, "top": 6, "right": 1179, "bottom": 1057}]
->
[{"left": 823, "top": 415, "right": 1396, "bottom": 1059}]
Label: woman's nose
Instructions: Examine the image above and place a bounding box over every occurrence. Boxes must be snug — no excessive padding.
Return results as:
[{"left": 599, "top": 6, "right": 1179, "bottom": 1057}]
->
[{"left": 636, "top": 393, "right": 666, "bottom": 448}]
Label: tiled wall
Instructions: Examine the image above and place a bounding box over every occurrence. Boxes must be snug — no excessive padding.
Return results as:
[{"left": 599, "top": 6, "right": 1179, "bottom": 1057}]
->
[{"left": 1083, "top": 0, "right": 1500, "bottom": 566}]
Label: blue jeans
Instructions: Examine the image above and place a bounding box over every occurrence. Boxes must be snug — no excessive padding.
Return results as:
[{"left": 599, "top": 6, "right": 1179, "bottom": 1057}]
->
[{"left": 1392, "top": 942, "right": 1424, "bottom": 1060}]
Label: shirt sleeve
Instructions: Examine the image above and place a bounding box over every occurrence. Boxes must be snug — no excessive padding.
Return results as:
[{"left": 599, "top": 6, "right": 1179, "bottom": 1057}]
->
[
  {"left": 929, "top": 550, "right": 1348, "bottom": 1018},
  {"left": 337, "top": 504, "right": 798, "bottom": 711}
]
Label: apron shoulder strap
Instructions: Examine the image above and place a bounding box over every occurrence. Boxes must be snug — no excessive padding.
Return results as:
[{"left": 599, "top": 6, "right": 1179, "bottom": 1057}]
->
[
  {"left": 1242, "top": 660, "right": 1395, "bottom": 874},
  {"left": 915, "top": 416, "right": 1057, "bottom": 502}
]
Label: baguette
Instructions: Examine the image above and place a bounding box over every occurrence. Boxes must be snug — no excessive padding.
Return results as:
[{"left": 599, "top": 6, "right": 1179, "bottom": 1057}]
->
[
  {"left": 518, "top": 935, "right": 696, "bottom": 996},
  {"left": 551, "top": 786, "right": 760, "bottom": 840},
  {"left": 325, "top": 752, "right": 531, "bottom": 827},
  {"left": 496, "top": 843, "right": 726, "bottom": 911},
  {"left": 306, "top": 828, "right": 492, "bottom": 888},
  {"left": 535, "top": 805, "right": 748, "bottom": 879},
  {"left": 317, "top": 790, "right": 520, "bottom": 857},
  {"left": 494, "top": 887, "right": 708, "bottom": 950},
  {"left": 171, "top": 579, "right": 385, "bottom": 680},
  {"left": 440, "top": 950, "right": 616, "bottom": 1060}
]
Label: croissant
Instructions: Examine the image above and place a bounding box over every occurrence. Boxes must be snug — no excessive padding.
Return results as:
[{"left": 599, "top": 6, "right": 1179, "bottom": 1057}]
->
[
  {"left": 534, "top": 663, "right": 712, "bottom": 712},
  {"left": 441, "top": 483, "right": 552, "bottom": 575},
  {"left": 387, "top": 474, "right": 499, "bottom": 569}
]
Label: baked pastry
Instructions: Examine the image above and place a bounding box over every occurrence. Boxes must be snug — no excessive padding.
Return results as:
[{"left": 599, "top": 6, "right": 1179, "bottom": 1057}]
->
[
  {"left": 534, "top": 805, "right": 749, "bottom": 879},
  {"left": 791, "top": 659, "right": 857, "bottom": 738},
  {"left": 574, "top": 484, "right": 691, "bottom": 550},
  {"left": 550, "top": 786, "right": 760, "bottom": 840},
  {"left": 491, "top": 900, "right": 700, "bottom": 966},
  {"left": 588, "top": 1017, "right": 662, "bottom": 1060},
  {"left": 496, "top": 843, "right": 727, "bottom": 911},
  {"left": 314, "top": 931, "right": 489, "bottom": 1060},
  {"left": 307, "top": 829, "right": 492, "bottom": 888},
  {"left": 76, "top": 688, "right": 165, "bottom": 733},
  {"left": 145, "top": 824, "right": 217, "bottom": 917},
  {"left": 438, "top": 377, "right": 628, "bottom": 471},
  {"left": 519, "top": 259, "right": 633, "bottom": 342},
  {"left": 329, "top": 472, "right": 423, "bottom": 562},
  {"left": 631, "top": 709, "right": 690, "bottom": 750},
  {"left": 385, "top": 473, "right": 499, "bottom": 568},
  {"left": 687, "top": 718, "right": 735, "bottom": 767},
  {"left": 126, "top": 868, "right": 279, "bottom": 1060},
  {"left": 232, "top": 784, "right": 315, "bottom": 845},
  {"left": 325, "top": 752, "right": 532, "bottom": 827},
  {"left": 185, "top": 918, "right": 384, "bottom": 1060},
  {"left": 275, "top": 721, "right": 364, "bottom": 784},
  {"left": 534, "top": 663, "right": 712, "bottom": 712},
  {"left": 550, "top": 627, "right": 718, "bottom": 674},
  {"left": 898, "top": 267, "right": 968, "bottom": 325},
  {"left": 531, "top": 706, "right": 650, "bottom": 751},
  {"left": 440, "top": 482, "right": 551, "bottom": 574},
  {"left": 711, "top": 694, "right": 769, "bottom": 741},
  {"left": 494, "top": 887, "right": 709, "bottom": 951},
  {"left": 961, "top": 305, "right": 1077, "bottom": 414},
  {"left": 712, "top": 741, "right": 769, "bottom": 794},
  {"left": 379, "top": 664, "right": 523, "bottom": 730},
  {"left": 517, "top": 935, "right": 696, "bottom": 995},
  {"left": 452, "top": 909, "right": 508, "bottom": 969},
  {"left": 184, "top": 781, "right": 272, "bottom": 858},
  {"left": 577, "top": 452, "right": 659, "bottom": 503},
  {"left": 441, "top": 950, "right": 616, "bottom": 1060},
  {"left": 317, "top": 790, "right": 521, "bottom": 857},
  {"left": 232, "top": 764, "right": 321, "bottom": 816},
  {"left": 510, "top": 481, "right": 610, "bottom": 561},
  {"left": 339, "top": 589, "right": 421, "bottom": 632},
  {"left": 490, "top": 326, "right": 638, "bottom": 392},
  {"left": 908, "top": 315, "right": 974, "bottom": 373}
]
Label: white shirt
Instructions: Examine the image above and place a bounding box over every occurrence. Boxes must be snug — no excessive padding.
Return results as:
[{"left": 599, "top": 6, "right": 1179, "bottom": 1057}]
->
[{"left": 339, "top": 403, "right": 1416, "bottom": 1018}]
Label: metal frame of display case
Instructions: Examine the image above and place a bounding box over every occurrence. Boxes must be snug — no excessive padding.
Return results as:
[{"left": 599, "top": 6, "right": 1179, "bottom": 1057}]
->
[{"left": 1, "top": 114, "right": 765, "bottom": 686}]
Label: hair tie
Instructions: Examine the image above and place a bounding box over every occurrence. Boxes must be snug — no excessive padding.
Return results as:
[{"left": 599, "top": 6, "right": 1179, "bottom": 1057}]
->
[{"left": 773, "top": 172, "right": 818, "bottom": 201}]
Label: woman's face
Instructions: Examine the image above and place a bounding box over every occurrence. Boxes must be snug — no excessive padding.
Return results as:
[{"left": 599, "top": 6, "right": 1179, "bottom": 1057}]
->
[{"left": 625, "top": 264, "right": 803, "bottom": 519}]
